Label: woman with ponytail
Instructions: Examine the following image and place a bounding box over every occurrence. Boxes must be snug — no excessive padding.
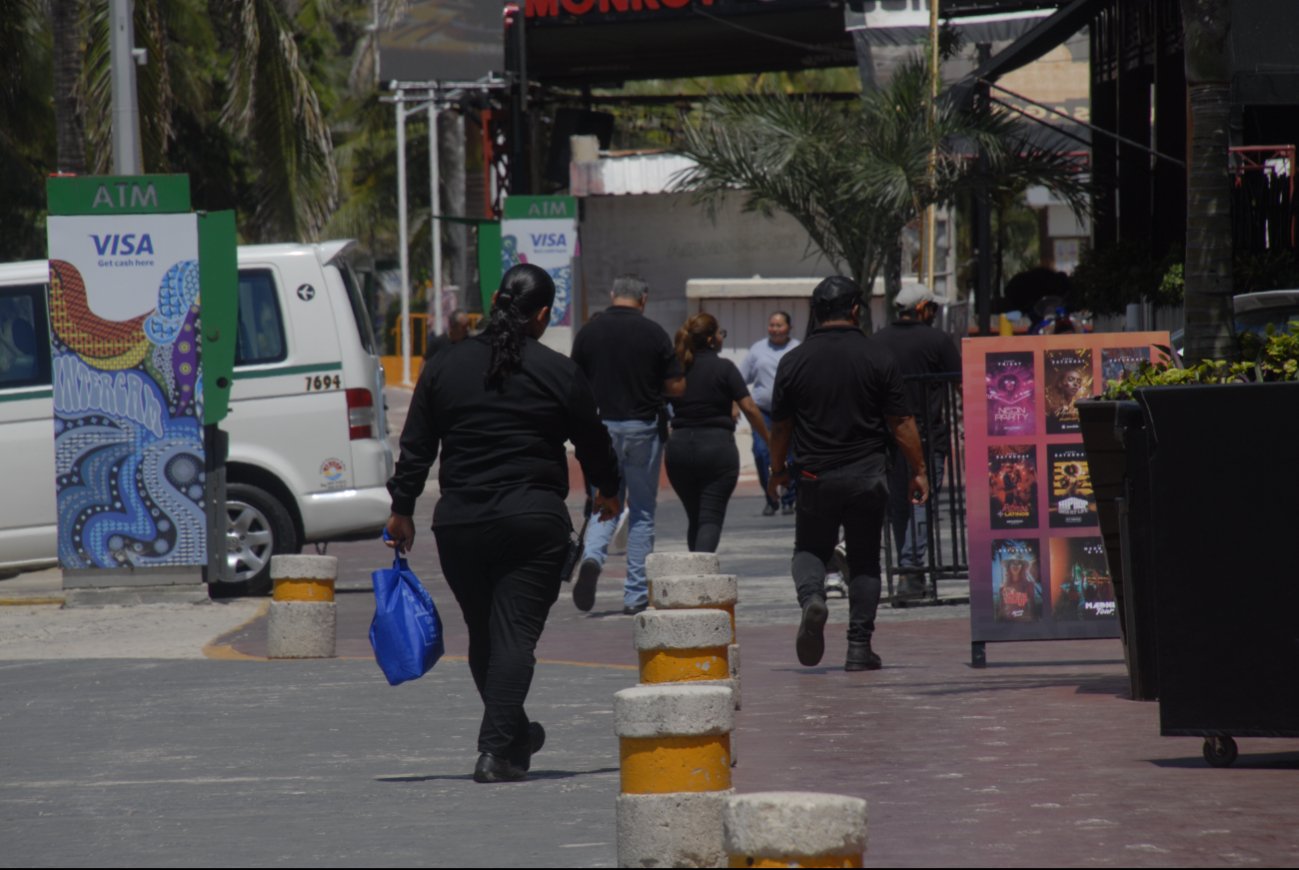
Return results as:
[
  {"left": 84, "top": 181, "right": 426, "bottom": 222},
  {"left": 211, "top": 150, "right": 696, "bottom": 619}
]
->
[
  {"left": 385, "top": 263, "right": 622, "bottom": 783},
  {"left": 665, "top": 312, "right": 771, "bottom": 552}
]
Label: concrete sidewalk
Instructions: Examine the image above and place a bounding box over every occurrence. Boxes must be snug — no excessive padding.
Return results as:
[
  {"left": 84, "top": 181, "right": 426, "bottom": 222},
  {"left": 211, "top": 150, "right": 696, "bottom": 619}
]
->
[{"left": 2, "top": 490, "right": 1298, "bottom": 867}]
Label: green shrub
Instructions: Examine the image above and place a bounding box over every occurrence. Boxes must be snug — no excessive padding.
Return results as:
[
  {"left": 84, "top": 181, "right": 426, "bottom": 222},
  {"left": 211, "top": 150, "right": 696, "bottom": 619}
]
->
[{"left": 1101, "top": 323, "right": 1299, "bottom": 399}]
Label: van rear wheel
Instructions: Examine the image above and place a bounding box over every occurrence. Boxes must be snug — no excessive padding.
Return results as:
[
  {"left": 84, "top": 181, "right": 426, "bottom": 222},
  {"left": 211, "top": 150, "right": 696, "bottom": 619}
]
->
[{"left": 220, "top": 482, "right": 300, "bottom": 597}]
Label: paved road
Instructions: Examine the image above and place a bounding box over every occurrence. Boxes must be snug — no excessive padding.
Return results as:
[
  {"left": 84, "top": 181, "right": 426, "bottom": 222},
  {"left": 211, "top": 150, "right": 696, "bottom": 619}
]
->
[{"left": 1, "top": 387, "right": 1297, "bottom": 867}]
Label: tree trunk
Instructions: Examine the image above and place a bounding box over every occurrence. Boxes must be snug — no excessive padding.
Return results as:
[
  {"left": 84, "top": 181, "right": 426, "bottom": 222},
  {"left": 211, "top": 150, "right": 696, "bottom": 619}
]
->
[
  {"left": 1180, "top": 0, "right": 1236, "bottom": 363},
  {"left": 52, "top": 0, "right": 86, "bottom": 174}
]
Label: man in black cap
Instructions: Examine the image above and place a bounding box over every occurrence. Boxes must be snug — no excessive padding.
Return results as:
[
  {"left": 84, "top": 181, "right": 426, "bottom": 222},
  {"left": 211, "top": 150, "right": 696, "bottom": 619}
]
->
[
  {"left": 767, "top": 276, "right": 929, "bottom": 671},
  {"left": 872, "top": 285, "right": 962, "bottom": 598}
]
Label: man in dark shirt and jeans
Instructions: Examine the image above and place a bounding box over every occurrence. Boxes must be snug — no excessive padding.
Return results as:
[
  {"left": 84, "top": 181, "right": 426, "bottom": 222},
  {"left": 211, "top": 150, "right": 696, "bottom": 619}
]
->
[
  {"left": 768, "top": 277, "right": 929, "bottom": 671},
  {"left": 570, "top": 276, "right": 686, "bottom": 615},
  {"left": 872, "top": 286, "right": 962, "bottom": 597}
]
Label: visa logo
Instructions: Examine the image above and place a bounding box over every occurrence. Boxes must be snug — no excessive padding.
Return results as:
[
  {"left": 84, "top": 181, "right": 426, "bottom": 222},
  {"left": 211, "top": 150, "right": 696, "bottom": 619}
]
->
[
  {"left": 530, "top": 233, "right": 566, "bottom": 246},
  {"left": 90, "top": 233, "right": 155, "bottom": 256}
]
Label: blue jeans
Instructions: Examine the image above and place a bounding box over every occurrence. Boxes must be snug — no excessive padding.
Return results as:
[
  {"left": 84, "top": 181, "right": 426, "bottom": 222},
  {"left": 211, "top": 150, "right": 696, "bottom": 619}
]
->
[
  {"left": 752, "top": 410, "right": 796, "bottom": 509},
  {"left": 887, "top": 456, "right": 946, "bottom": 569},
  {"left": 582, "top": 419, "right": 664, "bottom": 608}
]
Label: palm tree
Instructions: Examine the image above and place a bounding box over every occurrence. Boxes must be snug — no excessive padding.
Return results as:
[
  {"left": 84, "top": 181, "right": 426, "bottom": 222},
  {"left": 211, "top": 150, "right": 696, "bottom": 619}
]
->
[
  {"left": 0, "top": 0, "right": 54, "bottom": 260},
  {"left": 5, "top": 0, "right": 349, "bottom": 245},
  {"left": 1179, "top": 0, "right": 1236, "bottom": 364},
  {"left": 673, "top": 55, "right": 1088, "bottom": 329}
]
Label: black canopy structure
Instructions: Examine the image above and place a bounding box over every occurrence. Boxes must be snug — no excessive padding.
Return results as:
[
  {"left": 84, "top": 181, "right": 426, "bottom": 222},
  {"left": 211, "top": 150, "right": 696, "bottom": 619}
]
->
[{"left": 523, "top": 0, "right": 856, "bottom": 86}]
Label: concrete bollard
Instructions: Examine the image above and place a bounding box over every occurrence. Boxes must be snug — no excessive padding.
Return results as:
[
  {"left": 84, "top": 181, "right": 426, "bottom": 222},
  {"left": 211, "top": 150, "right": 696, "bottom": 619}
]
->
[
  {"left": 646, "top": 551, "right": 721, "bottom": 581},
  {"left": 728, "top": 642, "right": 741, "bottom": 711},
  {"left": 267, "top": 555, "right": 337, "bottom": 659},
  {"left": 649, "top": 574, "right": 737, "bottom": 638},
  {"left": 647, "top": 574, "right": 741, "bottom": 710},
  {"left": 634, "top": 609, "right": 732, "bottom": 685},
  {"left": 616, "top": 683, "right": 734, "bottom": 868},
  {"left": 724, "top": 792, "right": 869, "bottom": 868}
]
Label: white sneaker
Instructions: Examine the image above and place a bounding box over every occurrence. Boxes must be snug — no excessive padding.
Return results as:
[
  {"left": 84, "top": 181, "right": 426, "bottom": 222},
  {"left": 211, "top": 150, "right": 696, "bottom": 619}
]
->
[{"left": 824, "top": 572, "right": 848, "bottom": 599}]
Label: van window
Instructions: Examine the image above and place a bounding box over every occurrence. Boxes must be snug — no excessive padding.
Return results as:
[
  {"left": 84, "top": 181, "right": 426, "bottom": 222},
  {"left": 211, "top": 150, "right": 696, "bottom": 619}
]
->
[
  {"left": 338, "top": 260, "right": 377, "bottom": 355},
  {"left": 0, "top": 285, "right": 51, "bottom": 388},
  {"left": 235, "top": 269, "right": 287, "bottom": 365}
]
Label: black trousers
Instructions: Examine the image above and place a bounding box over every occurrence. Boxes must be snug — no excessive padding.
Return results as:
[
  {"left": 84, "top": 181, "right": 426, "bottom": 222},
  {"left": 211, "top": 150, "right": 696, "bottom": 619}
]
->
[
  {"left": 665, "top": 427, "right": 740, "bottom": 553},
  {"left": 434, "top": 512, "right": 569, "bottom": 757},
  {"left": 792, "top": 464, "right": 889, "bottom": 644}
]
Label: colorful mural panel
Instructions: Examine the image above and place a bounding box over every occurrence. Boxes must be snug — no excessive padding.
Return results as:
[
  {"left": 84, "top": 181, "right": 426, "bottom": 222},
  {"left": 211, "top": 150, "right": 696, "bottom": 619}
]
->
[{"left": 47, "top": 214, "right": 206, "bottom": 570}]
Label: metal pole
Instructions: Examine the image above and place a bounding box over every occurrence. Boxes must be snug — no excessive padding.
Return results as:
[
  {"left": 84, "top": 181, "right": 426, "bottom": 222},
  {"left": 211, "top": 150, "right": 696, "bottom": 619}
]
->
[
  {"left": 430, "top": 101, "right": 443, "bottom": 336},
  {"left": 975, "top": 44, "right": 994, "bottom": 335},
  {"left": 110, "top": 0, "right": 142, "bottom": 174},
  {"left": 925, "top": 0, "right": 939, "bottom": 293},
  {"left": 396, "top": 97, "right": 413, "bottom": 386}
]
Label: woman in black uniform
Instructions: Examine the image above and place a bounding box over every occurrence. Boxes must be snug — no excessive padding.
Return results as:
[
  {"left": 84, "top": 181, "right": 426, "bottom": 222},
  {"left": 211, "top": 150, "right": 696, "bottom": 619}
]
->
[
  {"left": 665, "top": 312, "right": 771, "bottom": 552},
  {"left": 384, "top": 264, "right": 621, "bottom": 783}
]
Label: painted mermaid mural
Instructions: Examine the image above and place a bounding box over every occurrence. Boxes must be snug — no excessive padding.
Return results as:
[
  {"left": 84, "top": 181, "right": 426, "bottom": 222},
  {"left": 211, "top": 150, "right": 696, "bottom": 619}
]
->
[{"left": 47, "top": 214, "right": 206, "bottom": 569}]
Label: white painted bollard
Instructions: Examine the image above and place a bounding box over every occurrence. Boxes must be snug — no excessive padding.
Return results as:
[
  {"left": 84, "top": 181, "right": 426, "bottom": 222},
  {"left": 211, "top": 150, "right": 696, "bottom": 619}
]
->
[
  {"left": 615, "top": 684, "right": 734, "bottom": 868},
  {"left": 724, "top": 792, "right": 869, "bottom": 868},
  {"left": 649, "top": 574, "right": 741, "bottom": 709},
  {"left": 649, "top": 574, "right": 737, "bottom": 634},
  {"left": 267, "top": 555, "right": 337, "bottom": 659},
  {"left": 646, "top": 551, "right": 721, "bottom": 581}
]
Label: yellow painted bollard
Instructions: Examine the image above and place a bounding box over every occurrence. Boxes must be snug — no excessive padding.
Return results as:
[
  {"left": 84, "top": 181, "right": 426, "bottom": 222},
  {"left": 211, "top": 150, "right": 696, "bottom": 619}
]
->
[
  {"left": 267, "top": 555, "right": 337, "bottom": 659},
  {"left": 649, "top": 573, "right": 741, "bottom": 709},
  {"left": 634, "top": 609, "right": 733, "bottom": 686},
  {"left": 724, "top": 792, "right": 868, "bottom": 868},
  {"left": 615, "top": 683, "right": 735, "bottom": 867}
]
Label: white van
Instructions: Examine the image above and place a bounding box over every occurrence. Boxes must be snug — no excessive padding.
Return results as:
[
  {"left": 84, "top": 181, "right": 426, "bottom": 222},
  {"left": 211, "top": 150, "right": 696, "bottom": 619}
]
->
[{"left": 0, "top": 241, "right": 392, "bottom": 594}]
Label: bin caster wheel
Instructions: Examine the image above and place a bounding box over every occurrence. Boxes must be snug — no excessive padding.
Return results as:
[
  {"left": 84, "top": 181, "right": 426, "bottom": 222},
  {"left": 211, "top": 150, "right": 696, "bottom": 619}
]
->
[{"left": 1202, "top": 736, "right": 1238, "bottom": 768}]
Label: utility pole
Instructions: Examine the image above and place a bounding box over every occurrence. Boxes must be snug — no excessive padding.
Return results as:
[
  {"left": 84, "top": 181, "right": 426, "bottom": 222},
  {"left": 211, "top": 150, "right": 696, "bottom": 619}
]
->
[
  {"left": 924, "top": 0, "right": 939, "bottom": 294},
  {"left": 109, "top": 0, "right": 143, "bottom": 174}
]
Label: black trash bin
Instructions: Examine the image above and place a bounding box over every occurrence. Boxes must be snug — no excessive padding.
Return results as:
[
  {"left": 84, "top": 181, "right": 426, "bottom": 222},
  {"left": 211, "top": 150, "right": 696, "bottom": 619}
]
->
[{"left": 1137, "top": 381, "right": 1299, "bottom": 766}]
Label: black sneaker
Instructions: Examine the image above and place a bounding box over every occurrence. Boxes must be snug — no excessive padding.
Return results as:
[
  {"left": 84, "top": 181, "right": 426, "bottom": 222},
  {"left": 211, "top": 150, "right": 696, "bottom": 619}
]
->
[
  {"left": 795, "top": 595, "right": 828, "bottom": 666},
  {"left": 762, "top": 504, "right": 778, "bottom": 517},
  {"left": 573, "top": 558, "right": 600, "bottom": 612},
  {"left": 473, "top": 752, "right": 528, "bottom": 783},
  {"left": 622, "top": 601, "right": 648, "bottom": 616},
  {"left": 845, "top": 641, "right": 882, "bottom": 672},
  {"left": 781, "top": 503, "right": 796, "bottom": 516}
]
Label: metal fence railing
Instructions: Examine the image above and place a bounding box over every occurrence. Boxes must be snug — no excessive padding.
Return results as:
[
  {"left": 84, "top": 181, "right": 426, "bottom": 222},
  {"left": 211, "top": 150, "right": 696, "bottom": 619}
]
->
[{"left": 882, "top": 373, "right": 969, "bottom": 607}]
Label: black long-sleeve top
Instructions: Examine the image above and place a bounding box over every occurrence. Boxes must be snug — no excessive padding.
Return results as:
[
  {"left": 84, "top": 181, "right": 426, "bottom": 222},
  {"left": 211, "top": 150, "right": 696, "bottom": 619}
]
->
[{"left": 387, "top": 333, "right": 621, "bottom": 527}]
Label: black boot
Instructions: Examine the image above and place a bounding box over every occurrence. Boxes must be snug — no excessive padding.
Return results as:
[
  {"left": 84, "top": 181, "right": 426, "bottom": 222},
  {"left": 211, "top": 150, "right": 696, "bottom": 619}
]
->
[
  {"left": 473, "top": 752, "right": 528, "bottom": 783},
  {"left": 795, "top": 595, "right": 829, "bottom": 666},
  {"left": 845, "top": 640, "right": 882, "bottom": 672}
]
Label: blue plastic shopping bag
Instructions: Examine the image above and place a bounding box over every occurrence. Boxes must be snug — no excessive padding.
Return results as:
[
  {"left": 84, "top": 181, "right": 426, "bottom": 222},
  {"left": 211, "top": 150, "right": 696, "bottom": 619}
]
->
[{"left": 369, "top": 552, "right": 444, "bottom": 686}]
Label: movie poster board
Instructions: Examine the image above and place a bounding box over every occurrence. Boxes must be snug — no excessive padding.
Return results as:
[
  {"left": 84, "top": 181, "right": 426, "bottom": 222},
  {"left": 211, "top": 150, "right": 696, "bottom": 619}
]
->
[{"left": 962, "top": 332, "right": 1168, "bottom": 643}]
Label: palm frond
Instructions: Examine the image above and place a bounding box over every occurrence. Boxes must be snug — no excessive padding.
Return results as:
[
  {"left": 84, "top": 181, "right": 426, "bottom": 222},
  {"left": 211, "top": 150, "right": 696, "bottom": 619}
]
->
[{"left": 223, "top": 0, "right": 338, "bottom": 241}]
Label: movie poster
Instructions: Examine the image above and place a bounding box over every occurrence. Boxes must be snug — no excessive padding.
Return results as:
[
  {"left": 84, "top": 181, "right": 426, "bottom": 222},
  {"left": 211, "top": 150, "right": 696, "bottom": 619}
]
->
[
  {"left": 985, "top": 351, "right": 1035, "bottom": 436},
  {"left": 964, "top": 333, "right": 1168, "bottom": 646},
  {"left": 1101, "top": 346, "right": 1149, "bottom": 388},
  {"left": 1047, "top": 444, "right": 1097, "bottom": 528},
  {"left": 989, "top": 445, "right": 1038, "bottom": 529},
  {"left": 992, "top": 538, "right": 1042, "bottom": 623},
  {"left": 1043, "top": 348, "right": 1093, "bottom": 434},
  {"left": 1049, "top": 537, "right": 1115, "bottom": 621}
]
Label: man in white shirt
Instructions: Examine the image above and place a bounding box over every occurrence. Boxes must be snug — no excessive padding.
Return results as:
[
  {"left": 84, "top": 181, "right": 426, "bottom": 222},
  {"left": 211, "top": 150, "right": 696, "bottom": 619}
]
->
[{"left": 740, "top": 311, "right": 800, "bottom": 516}]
